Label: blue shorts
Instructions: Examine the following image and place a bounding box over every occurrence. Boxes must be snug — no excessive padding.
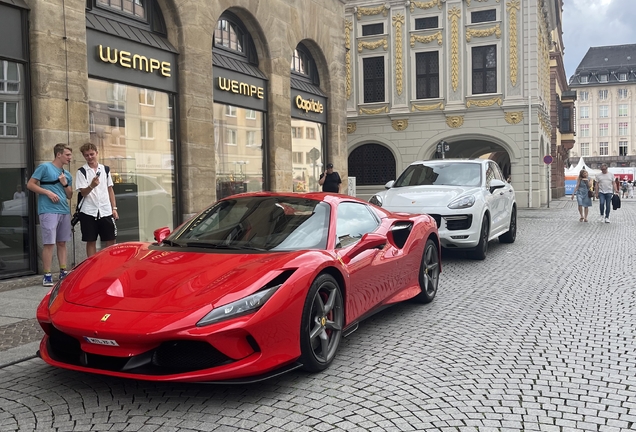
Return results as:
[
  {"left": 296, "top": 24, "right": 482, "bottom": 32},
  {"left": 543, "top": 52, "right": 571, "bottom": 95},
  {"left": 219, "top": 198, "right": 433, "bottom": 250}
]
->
[{"left": 40, "top": 213, "right": 72, "bottom": 245}]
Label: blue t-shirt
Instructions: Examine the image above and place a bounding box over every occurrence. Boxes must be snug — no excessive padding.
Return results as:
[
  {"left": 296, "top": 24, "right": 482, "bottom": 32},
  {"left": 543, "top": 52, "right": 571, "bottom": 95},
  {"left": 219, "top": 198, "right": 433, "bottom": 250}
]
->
[{"left": 31, "top": 162, "right": 72, "bottom": 215}]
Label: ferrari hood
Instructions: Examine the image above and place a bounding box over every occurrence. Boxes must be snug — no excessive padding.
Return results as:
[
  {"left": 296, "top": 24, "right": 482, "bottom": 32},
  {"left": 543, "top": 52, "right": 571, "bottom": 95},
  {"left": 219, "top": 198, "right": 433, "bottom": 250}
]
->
[
  {"left": 63, "top": 243, "right": 302, "bottom": 313},
  {"left": 381, "top": 186, "right": 479, "bottom": 210}
]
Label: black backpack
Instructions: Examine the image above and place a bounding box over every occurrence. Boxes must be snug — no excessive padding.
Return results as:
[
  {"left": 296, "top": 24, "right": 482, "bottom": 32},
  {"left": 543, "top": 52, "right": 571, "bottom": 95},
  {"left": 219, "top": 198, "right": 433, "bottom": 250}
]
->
[{"left": 75, "top": 166, "right": 110, "bottom": 211}]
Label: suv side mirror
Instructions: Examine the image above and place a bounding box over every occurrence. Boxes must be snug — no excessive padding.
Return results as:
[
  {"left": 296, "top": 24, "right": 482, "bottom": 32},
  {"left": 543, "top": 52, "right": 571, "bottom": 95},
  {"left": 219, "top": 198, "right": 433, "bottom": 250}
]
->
[
  {"left": 385, "top": 180, "right": 395, "bottom": 189},
  {"left": 489, "top": 179, "right": 506, "bottom": 193}
]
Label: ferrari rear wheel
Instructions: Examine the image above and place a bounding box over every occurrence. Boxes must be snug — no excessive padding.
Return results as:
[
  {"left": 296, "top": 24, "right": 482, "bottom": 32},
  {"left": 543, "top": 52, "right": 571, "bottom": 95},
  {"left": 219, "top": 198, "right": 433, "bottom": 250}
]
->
[
  {"left": 414, "top": 239, "right": 440, "bottom": 303},
  {"left": 300, "top": 274, "right": 344, "bottom": 372}
]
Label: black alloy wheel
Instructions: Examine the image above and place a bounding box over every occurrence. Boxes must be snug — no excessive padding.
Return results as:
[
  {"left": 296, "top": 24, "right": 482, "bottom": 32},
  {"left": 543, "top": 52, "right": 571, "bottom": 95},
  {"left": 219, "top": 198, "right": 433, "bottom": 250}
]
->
[
  {"left": 499, "top": 206, "right": 517, "bottom": 244},
  {"left": 299, "top": 274, "right": 344, "bottom": 372},
  {"left": 468, "top": 215, "right": 489, "bottom": 260},
  {"left": 414, "top": 238, "right": 440, "bottom": 303}
]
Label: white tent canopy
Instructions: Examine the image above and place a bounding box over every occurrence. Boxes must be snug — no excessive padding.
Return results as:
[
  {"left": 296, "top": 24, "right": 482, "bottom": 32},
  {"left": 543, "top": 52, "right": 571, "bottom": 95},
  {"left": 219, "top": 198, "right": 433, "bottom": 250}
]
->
[{"left": 565, "top": 157, "right": 602, "bottom": 178}]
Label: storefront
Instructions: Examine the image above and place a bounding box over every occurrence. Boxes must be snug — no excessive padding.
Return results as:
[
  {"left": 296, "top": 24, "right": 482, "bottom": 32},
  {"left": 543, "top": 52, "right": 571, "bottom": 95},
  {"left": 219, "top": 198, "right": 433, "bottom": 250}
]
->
[
  {"left": 0, "top": 0, "right": 32, "bottom": 279},
  {"left": 213, "top": 12, "right": 268, "bottom": 200},
  {"left": 290, "top": 45, "right": 327, "bottom": 192},
  {"left": 85, "top": 4, "right": 179, "bottom": 242}
]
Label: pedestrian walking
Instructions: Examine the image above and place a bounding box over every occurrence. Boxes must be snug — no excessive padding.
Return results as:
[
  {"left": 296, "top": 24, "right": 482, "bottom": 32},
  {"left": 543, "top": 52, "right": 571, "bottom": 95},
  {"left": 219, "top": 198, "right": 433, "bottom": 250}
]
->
[
  {"left": 571, "top": 169, "right": 592, "bottom": 222},
  {"left": 627, "top": 180, "right": 634, "bottom": 199},
  {"left": 75, "top": 143, "right": 118, "bottom": 257},
  {"left": 318, "top": 163, "right": 342, "bottom": 193},
  {"left": 26, "top": 143, "right": 73, "bottom": 286},
  {"left": 594, "top": 164, "right": 618, "bottom": 223}
]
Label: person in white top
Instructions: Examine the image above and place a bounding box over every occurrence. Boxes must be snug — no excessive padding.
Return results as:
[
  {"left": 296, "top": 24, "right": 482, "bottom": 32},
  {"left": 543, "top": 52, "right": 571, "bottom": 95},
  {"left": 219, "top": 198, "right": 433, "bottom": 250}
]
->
[
  {"left": 593, "top": 163, "right": 618, "bottom": 223},
  {"left": 75, "top": 142, "right": 119, "bottom": 256},
  {"left": 13, "top": 185, "right": 26, "bottom": 200}
]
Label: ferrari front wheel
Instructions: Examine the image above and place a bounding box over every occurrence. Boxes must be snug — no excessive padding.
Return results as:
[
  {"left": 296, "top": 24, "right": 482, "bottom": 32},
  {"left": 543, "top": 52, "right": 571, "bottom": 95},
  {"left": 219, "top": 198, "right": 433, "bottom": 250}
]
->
[
  {"left": 414, "top": 238, "right": 440, "bottom": 303},
  {"left": 300, "top": 274, "right": 344, "bottom": 372}
]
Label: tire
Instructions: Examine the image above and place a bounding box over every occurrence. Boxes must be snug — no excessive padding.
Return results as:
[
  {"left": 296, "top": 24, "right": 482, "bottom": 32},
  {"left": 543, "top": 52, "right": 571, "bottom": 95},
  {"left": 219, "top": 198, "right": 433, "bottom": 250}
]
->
[
  {"left": 299, "top": 274, "right": 344, "bottom": 372},
  {"left": 467, "top": 215, "right": 489, "bottom": 260},
  {"left": 499, "top": 206, "right": 517, "bottom": 244},
  {"left": 414, "top": 239, "right": 440, "bottom": 303}
]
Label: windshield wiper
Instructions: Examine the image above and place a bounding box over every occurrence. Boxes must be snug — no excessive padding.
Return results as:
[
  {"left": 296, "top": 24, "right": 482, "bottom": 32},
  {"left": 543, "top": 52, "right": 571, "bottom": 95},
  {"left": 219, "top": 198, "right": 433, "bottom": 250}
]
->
[{"left": 185, "top": 242, "right": 266, "bottom": 251}]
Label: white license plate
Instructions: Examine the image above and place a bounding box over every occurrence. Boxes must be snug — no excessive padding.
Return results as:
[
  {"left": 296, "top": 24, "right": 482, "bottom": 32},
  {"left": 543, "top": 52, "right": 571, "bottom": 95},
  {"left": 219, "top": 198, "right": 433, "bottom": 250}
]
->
[{"left": 84, "top": 337, "right": 119, "bottom": 346}]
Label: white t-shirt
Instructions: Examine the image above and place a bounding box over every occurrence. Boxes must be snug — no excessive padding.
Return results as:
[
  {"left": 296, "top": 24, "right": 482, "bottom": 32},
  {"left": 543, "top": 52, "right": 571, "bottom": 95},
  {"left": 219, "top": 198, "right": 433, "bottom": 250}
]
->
[
  {"left": 75, "top": 163, "right": 114, "bottom": 217},
  {"left": 595, "top": 172, "right": 615, "bottom": 194}
]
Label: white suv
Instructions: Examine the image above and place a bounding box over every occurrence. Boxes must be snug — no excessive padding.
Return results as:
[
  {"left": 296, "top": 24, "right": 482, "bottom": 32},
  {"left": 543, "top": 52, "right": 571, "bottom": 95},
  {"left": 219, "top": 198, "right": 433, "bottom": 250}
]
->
[{"left": 369, "top": 159, "right": 516, "bottom": 260}]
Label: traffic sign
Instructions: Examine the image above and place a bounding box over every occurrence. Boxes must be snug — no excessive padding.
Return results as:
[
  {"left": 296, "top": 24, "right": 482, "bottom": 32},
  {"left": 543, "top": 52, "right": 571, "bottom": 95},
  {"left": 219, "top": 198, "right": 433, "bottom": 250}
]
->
[{"left": 543, "top": 155, "right": 553, "bottom": 165}]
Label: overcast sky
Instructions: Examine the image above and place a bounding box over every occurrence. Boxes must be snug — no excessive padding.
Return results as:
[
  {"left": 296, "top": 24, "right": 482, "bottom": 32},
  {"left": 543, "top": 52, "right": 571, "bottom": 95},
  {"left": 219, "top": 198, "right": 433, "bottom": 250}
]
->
[{"left": 562, "top": 0, "right": 636, "bottom": 78}]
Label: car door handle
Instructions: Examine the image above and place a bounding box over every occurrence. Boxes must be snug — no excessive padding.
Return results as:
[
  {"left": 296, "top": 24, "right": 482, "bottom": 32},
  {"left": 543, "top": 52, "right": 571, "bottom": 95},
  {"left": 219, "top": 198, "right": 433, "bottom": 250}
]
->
[{"left": 499, "top": 192, "right": 504, "bottom": 195}]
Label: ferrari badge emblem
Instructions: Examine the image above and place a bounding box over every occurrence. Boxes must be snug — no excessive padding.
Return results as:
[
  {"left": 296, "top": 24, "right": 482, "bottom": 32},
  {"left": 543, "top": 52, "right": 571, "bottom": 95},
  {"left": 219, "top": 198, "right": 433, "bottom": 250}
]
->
[{"left": 101, "top": 314, "right": 111, "bottom": 322}]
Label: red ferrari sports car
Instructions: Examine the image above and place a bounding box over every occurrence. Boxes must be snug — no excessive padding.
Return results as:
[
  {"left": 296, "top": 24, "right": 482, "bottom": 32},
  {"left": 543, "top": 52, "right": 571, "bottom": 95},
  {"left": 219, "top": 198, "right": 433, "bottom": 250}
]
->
[{"left": 37, "top": 192, "right": 440, "bottom": 383}]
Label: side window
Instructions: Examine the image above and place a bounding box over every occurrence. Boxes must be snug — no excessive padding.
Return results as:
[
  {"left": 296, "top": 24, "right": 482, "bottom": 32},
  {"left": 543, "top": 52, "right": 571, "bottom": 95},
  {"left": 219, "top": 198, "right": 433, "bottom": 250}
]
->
[
  {"left": 336, "top": 202, "right": 380, "bottom": 248},
  {"left": 485, "top": 164, "right": 495, "bottom": 187},
  {"left": 490, "top": 162, "right": 505, "bottom": 181}
]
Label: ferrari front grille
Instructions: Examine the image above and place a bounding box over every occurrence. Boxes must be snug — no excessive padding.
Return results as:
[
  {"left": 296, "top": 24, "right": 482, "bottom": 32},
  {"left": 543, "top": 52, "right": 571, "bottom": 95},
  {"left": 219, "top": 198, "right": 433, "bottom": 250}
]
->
[{"left": 152, "top": 341, "right": 233, "bottom": 371}]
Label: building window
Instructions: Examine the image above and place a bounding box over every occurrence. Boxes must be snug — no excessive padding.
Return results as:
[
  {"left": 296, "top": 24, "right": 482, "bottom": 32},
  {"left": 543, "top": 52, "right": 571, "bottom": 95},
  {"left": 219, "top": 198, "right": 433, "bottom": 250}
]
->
[
  {"left": 363, "top": 57, "right": 385, "bottom": 103},
  {"left": 472, "top": 45, "right": 497, "bottom": 94},
  {"left": 0, "top": 102, "right": 18, "bottom": 137},
  {"left": 246, "top": 130, "right": 257, "bottom": 147},
  {"left": 108, "top": 83, "right": 127, "bottom": 111},
  {"left": 619, "top": 104, "right": 628, "bottom": 117},
  {"left": 599, "top": 142, "right": 608, "bottom": 156},
  {"left": 291, "top": 126, "right": 303, "bottom": 139},
  {"left": 225, "top": 105, "right": 236, "bottom": 117},
  {"left": 580, "top": 75, "right": 588, "bottom": 84},
  {"left": 97, "top": 0, "right": 145, "bottom": 19},
  {"left": 140, "top": 120, "right": 154, "bottom": 139},
  {"left": 599, "top": 74, "right": 608, "bottom": 83},
  {"left": 618, "top": 88, "right": 628, "bottom": 99},
  {"left": 599, "top": 123, "right": 609, "bottom": 136},
  {"left": 0, "top": 61, "right": 20, "bottom": 93},
  {"left": 560, "top": 107, "right": 572, "bottom": 133},
  {"left": 215, "top": 18, "right": 244, "bottom": 53},
  {"left": 362, "top": 23, "right": 384, "bottom": 36},
  {"left": 580, "top": 143, "right": 589, "bottom": 157},
  {"left": 619, "top": 73, "right": 628, "bottom": 82},
  {"left": 579, "top": 124, "right": 589, "bottom": 137},
  {"left": 291, "top": 49, "right": 308, "bottom": 74},
  {"left": 109, "top": 117, "right": 126, "bottom": 146},
  {"left": 579, "top": 106, "right": 589, "bottom": 119},
  {"left": 245, "top": 109, "right": 256, "bottom": 120},
  {"left": 225, "top": 128, "right": 237, "bottom": 145},
  {"left": 138, "top": 89, "right": 155, "bottom": 106},
  {"left": 292, "top": 151, "right": 304, "bottom": 164},
  {"left": 415, "top": 51, "right": 440, "bottom": 99},
  {"left": 306, "top": 127, "right": 316, "bottom": 139},
  {"left": 471, "top": 9, "right": 496, "bottom": 23},
  {"left": 598, "top": 90, "right": 608, "bottom": 100},
  {"left": 415, "top": 17, "right": 438, "bottom": 30},
  {"left": 619, "top": 122, "right": 628, "bottom": 136},
  {"left": 348, "top": 143, "right": 396, "bottom": 185},
  {"left": 599, "top": 105, "right": 608, "bottom": 118},
  {"left": 619, "top": 141, "right": 628, "bottom": 156},
  {"left": 579, "top": 91, "right": 588, "bottom": 101}
]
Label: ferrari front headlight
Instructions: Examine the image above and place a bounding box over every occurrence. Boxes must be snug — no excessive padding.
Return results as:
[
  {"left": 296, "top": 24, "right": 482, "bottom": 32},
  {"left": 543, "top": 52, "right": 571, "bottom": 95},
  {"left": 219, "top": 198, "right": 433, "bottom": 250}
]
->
[
  {"left": 48, "top": 280, "right": 62, "bottom": 308},
  {"left": 448, "top": 195, "right": 476, "bottom": 209},
  {"left": 196, "top": 285, "right": 281, "bottom": 327}
]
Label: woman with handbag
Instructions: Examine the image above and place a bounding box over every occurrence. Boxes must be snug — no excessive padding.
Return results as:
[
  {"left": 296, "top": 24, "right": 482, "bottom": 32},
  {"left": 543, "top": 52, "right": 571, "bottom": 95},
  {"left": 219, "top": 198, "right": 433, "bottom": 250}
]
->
[{"left": 571, "top": 169, "right": 593, "bottom": 222}]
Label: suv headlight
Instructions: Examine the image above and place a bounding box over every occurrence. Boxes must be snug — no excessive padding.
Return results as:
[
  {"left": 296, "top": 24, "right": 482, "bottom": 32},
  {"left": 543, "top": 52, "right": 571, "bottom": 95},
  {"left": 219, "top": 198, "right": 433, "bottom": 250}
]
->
[
  {"left": 369, "top": 195, "right": 383, "bottom": 207},
  {"left": 197, "top": 285, "right": 280, "bottom": 327},
  {"left": 448, "top": 195, "right": 475, "bottom": 209}
]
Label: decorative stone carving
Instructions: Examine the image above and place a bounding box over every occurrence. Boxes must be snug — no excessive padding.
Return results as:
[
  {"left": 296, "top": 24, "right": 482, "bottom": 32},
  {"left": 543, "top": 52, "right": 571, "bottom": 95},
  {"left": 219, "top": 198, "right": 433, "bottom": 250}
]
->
[
  {"left": 357, "top": 4, "right": 389, "bottom": 20},
  {"left": 466, "top": 96, "right": 503, "bottom": 108},
  {"left": 359, "top": 106, "right": 389, "bottom": 115},
  {"left": 410, "top": 0, "right": 442, "bottom": 12},
  {"left": 358, "top": 38, "right": 388, "bottom": 53},
  {"left": 448, "top": 7, "right": 461, "bottom": 92},
  {"left": 392, "top": 119, "right": 409, "bottom": 131},
  {"left": 347, "top": 122, "right": 357, "bottom": 133},
  {"left": 504, "top": 112, "right": 523, "bottom": 124},
  {"left": 507, "top": 0, "right": 520, "bottom": 86},
  {"left": 466, "top": 24, "right": 501, "bottom": 42},
  {"left": 446, "top": 116, "right": 464, "bottom": 128},
  {"left": 411, "top": 102, "right": 445, "bottom": 111},
  {"left": 345, "top": 20, "right": 353, "bottom": 99},
  {"left": 410, "top": 31, "right": 443, "bottom": 47},
  {"left": 393, "top": 14, "right": 405, "bottom": 96}
]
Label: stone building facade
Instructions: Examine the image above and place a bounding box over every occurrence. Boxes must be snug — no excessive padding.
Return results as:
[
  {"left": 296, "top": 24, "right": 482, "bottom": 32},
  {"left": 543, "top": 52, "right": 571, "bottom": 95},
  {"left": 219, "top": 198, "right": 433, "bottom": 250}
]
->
[
  {"left": 0, "top": 0, "right": 347, "bottom": 279},
  {"left": 344, "top": 0, "right": 557, "bottom": 208},
  {"left": 569, "top": 44, "right": 636, "bottom": 170}
]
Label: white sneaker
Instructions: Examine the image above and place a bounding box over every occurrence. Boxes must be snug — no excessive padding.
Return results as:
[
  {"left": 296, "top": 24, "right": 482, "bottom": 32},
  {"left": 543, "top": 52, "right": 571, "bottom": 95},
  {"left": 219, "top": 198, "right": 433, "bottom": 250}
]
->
[
  {"left": 599, "top": 215, "right": 605, "bottom": 222},
  {"left": 605, "top": 217, "right": 610, "bottom": 223}
]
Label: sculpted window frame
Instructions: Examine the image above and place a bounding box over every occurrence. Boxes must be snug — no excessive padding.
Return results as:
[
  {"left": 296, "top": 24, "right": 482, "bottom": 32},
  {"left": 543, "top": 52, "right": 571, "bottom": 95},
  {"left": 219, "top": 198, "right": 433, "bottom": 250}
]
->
[
  {"left": 213, "top": 12, "right": 259, "bottom": 66},
  {"left": 86, "top": 0, "right": 167, "bottom": 35}
]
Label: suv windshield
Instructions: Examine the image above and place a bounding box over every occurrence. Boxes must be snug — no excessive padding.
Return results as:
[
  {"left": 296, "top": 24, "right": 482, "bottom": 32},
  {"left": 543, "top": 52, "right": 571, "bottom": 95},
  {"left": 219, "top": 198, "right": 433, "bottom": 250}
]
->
[
  {"left": 172, "top": 196, "right": 330, "bottom": 251},
  {"left": 394, "top": 162, "right": 482, "bottom": 187}
]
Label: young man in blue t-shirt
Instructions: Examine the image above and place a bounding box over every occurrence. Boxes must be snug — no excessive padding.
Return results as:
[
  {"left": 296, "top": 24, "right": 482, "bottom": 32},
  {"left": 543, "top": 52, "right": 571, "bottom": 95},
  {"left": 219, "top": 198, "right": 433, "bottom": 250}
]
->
[{"left": 27, "top": 143, "right": 73, "bottom": 286}]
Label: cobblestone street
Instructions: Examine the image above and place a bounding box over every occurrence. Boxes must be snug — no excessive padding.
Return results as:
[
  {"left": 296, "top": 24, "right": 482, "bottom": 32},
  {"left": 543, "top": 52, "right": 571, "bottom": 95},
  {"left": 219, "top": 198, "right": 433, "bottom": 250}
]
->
[{"left": 0, "top": 198, "right": 635, "bottom": 432}]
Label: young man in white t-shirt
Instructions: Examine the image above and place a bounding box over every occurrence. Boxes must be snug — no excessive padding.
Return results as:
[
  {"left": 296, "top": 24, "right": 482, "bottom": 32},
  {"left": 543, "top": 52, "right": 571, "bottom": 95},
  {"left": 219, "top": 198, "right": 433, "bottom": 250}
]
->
[
  {"left": 75, "top": 143, "right": 119, "bottom": 256},
  {"left": 594, "top": 164, "right": 618, "bottom": 223}
]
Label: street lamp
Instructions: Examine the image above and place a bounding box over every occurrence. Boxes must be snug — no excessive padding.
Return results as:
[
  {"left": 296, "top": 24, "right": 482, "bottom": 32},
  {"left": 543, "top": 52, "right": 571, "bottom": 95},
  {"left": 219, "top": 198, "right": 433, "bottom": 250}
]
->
[{"left": 437, "top": 140, "right": 450, "bottom": 159}]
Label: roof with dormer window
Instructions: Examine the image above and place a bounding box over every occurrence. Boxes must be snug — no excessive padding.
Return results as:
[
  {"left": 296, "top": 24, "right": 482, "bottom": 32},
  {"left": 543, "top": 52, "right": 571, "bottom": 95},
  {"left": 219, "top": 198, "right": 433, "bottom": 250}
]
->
[{"left": 569, "top": 44, "right": 636, "bottom": 87}]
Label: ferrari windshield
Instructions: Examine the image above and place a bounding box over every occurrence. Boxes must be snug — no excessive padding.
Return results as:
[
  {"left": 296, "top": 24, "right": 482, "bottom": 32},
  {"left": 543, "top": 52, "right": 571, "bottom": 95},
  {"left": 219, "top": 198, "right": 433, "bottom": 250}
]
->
[
  {"left": 173, "top": 196, "right": 331, "bottom": 251},
  {"left": 394, "top": 162, "right": 482, "bottom": 187}
]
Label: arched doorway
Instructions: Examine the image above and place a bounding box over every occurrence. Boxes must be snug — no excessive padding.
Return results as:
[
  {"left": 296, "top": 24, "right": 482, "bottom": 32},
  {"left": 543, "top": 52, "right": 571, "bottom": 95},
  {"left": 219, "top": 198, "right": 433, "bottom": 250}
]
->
[{"left": 348, "top": 143, "right": 396, "bottom": 200}]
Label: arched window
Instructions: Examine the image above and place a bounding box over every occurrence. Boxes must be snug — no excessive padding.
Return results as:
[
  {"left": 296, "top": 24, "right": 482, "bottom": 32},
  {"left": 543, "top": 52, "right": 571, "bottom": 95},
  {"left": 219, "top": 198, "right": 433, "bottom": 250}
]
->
[
  {"left": 348, "top": 144, "right": 396, "bottom": 185},
  {"left": 291, "top": 49, "right": 307, "bottom": 75},
  {"left": 291, "top": 43, "right": 319, "bottom": 86},
  {"left": 88, "top": 0, "right": 166, "bottom": 35},
  {"left": 97, "top": 0, "right": 145, "bottom": 18},
  {"left": 215, "top": 19, "right": 244, "bottom": 53}
]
